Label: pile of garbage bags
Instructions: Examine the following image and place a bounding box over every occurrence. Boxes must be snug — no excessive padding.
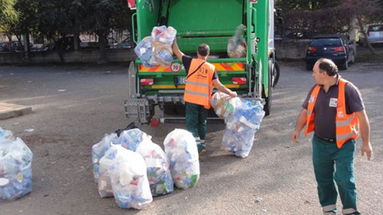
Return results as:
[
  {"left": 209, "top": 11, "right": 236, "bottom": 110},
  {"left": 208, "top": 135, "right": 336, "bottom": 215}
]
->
[
  {"left": 0, "top": 127, "right": 33, "bottom": 201},
  {"left": 211, "top": 92, "right": 265, "bottom": 158},
  {"left": 164, "top": 129, "right": 199, "bottom": 189},
  {"left": 92, "top": 128, "right": 199, "bottom": 209},
  {"left": 134, "top": 25, "right": 177, "bottom": 67},
  {"left": 227, "top": 24, "right": 247, "bottom": 58}
]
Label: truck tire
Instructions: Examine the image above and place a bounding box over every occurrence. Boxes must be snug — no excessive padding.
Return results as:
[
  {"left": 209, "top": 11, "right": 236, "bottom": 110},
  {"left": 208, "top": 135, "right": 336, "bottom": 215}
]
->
[
  {"left": 272, "top": 61, "right": 280, "bottom": 88},
  {"left": 263, "top": 69, "right": 272, "bottom": 116},
  {"left": 339, "top": 60, "right": 348, "bottom": 70}
]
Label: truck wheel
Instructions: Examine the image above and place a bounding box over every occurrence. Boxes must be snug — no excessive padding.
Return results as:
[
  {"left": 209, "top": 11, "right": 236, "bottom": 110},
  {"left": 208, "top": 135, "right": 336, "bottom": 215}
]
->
[
  {"left": 263, "top": 69, "right": 272, "bottom": 116},
  {"left": 272, "top": 62, "right": 280, "bottom": 88},
  {"left": 339, "top": 60, "right": 348, "bottom": 70}
]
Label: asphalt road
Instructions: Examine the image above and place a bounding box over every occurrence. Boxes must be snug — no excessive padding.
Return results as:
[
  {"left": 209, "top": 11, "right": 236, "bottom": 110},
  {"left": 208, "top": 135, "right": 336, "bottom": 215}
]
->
[{"left": 0, "top": 61, "right": 382, "bottom": 215}]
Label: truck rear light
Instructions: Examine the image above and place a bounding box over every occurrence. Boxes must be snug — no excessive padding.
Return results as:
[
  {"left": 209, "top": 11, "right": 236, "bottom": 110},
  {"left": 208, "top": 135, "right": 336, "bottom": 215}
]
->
[
  {"left": 232, "top": 77, "right": 247, "bottom": 85},
  {"left": 332, "top": 46, "right": 345, "bottom": 52},
  {"left": 140, "top": 78, "right": 154, "bottom": 86},
  {"left": 307, "top": 47, "right": 317, "bottom": 53}
]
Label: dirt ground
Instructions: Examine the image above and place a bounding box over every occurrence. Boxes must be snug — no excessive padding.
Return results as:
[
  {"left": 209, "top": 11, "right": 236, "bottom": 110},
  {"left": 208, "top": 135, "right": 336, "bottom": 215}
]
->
[{"left": 0, "top": 60, "right": 382, "bottom": 215}]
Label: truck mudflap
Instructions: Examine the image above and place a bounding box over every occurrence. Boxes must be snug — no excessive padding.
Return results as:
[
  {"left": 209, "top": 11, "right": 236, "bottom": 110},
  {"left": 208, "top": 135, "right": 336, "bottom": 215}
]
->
[{"left": 124, "top": 98, "right": 151, "bottom": 124}]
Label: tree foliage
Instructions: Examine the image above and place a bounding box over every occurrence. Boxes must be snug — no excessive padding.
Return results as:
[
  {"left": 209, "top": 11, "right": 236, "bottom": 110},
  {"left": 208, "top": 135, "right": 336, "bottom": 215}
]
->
[{"left": 0, "top": 0, "right": 19, "bottom": 32}]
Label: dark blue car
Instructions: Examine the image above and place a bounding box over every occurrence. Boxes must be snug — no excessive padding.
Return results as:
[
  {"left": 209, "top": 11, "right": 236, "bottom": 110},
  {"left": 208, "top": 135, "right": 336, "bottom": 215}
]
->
[{"left": 305, "top": 35, "right": 356, "bottom": 70}]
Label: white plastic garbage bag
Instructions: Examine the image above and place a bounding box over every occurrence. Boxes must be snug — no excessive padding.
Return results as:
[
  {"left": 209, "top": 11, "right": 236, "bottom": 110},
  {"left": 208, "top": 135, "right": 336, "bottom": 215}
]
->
[
  {"left": 151, "top": 25, "right": 177, "bottom": 45},
  {"left": 134, "top": 36, "right": 158, "bottom": 67},
  {"left": 223, "top": 99, "right": 265, "bottom": 158},
  {"left": 92, "top": 133, "right": 118, "bottom": 183},
  {"left": 134, "top": 25, "right": 177, "bottom": 67},
  {"left": 164, "top": 129, "right": 199, "bottom": 189},
  {"left": 116, "top": 128, "right": 173, "bottom": 196},
  {"left": 227, "top": 24, "right": 246, "bottom": 58},
  {"left": 136, "top": 141, "right": 173, "bottom": 196},
  {"left": 0, "top": 128, "right": 33, "bottom": 201},
  {"left": 110, "top": 145, "right": 152, "bottom": 209},
  {"left": 115, "top": 128, "right": 152, "bottom": 152},
  {"left": 210, "top": 92, "right": 241, "bottom": 120},
  {"left": 98, "top": 144, "right": 119, "bottom": 198}
]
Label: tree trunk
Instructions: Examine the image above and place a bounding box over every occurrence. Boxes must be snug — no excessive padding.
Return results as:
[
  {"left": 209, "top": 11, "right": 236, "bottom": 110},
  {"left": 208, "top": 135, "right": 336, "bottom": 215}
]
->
[
  {"left": 356, "top": 16, "right": 378, "bottom": 55},
  {"left": 74, "top": 32, "right": 80, "bottom": 51},
  {"left": 23, "top": 32, "right": 31, "bottom": 61},
  {"left": 6, "top": 34, "right": 12, "bottom": 51},
  {"left": 98, "top": 31, "right": 108, "bottom": 64}
]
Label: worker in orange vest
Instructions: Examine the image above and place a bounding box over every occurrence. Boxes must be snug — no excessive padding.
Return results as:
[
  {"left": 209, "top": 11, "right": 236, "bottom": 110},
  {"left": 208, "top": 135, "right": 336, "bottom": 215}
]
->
[
  {"left": 172, "top": 40, "right": 237, "bottom": 153},
  {"left": 291, "top": 58, "right": 373, "bottom": 215}
]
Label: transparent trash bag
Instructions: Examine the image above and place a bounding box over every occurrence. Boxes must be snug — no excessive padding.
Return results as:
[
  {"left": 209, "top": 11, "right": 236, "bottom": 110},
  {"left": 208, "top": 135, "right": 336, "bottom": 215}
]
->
[
  {"left": 98, "top": 144, "right": 120, "bottom": 198},
  {"left": 163, "top": 129, "right": 199, "bottom": 189},
  {"left": 92, "top": 133, "right": 118, "bottom": 183},
  {"left": 210, "top": 92, "right": 241, "bottom": 120},
  {"left": 136, "top": 141, "right": 173, "bottom": 196},
  {"left": 110, "top": 145, "right": 152, "bottom": 209},
  {"left": 115, "top": 128, "right": 152, "bottom": 152},
  {"left": 227, "top": 24, "right": 247, "bottom": 58},
  {"left": 0, "top": 128, "right": 33, "bottom": 201},
  {"left": 222, "top": 100, "right": 265, "bottom": 158}
]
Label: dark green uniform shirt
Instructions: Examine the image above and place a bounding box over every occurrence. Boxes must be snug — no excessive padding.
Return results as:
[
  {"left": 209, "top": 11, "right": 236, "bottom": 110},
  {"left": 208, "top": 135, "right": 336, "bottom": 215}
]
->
[{"left": 302, "top": 77, "right": 364, "bottom": 139}]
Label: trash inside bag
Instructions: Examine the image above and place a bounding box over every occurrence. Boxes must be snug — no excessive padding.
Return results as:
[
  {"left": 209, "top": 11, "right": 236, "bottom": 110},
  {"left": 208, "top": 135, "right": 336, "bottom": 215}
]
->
[
  {"left": 98, "top": 144, "right": 119, "bottom": 198},
  {"left": 0, "top": 128, "right": 33, "bottom": 201},
  {"left": 115, "top": 128, "right": 152, "bottom": 152},
  {"left": 164, "top": 129, "right": 199, "bottom": 189},
  {"left": 110, "top": 145, "right": 152, "bottom": 209},
  {"left": 134, "top": 25, "right": 177, "bottom": 67},
  {"left": 227, "top": 24, "right": 246, "bottom": 58},
  {"left": 92, "top": 133, "right": 118, "bottom": 183},
  {"left": 117, "top": 128, "right": 173, "bottom": 196},
  {"left": 210, "top": 92, "right": 241, "bottom": 120},
  {"left": 223, "top": 99, "right": 265, "bottom": 158},
  {"left": 136, "top": 141, "right": 173, "bottom": 196},
  {"left": 134, "top": 36, "right": 157, "bottom": 67}
]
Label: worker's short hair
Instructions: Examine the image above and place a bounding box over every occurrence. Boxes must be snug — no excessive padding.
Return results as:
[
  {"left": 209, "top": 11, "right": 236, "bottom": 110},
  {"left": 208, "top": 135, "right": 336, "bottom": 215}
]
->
[
  {"left": 317, "top": 58, "right": 338, "bottom": 76},
  {"left": 198, "top": 44, "right": 210, "bottom": 56}
]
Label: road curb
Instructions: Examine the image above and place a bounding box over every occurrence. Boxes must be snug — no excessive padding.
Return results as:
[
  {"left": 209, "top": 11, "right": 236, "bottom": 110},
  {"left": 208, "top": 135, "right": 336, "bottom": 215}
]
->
[{"left": 0, "top": 103, "right": 32, "bottom": 120}]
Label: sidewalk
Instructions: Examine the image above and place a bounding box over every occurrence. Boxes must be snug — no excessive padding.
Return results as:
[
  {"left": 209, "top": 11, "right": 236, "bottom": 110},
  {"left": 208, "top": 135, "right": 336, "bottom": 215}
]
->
[{"left": 0, "top": 103, "right": 32, "bottom": 120}]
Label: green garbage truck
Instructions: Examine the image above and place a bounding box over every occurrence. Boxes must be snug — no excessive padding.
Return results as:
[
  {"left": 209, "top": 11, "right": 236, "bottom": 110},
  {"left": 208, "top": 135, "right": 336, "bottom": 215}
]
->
[{"left": 125, "top": 0, "right": 279, "bottom": 124}]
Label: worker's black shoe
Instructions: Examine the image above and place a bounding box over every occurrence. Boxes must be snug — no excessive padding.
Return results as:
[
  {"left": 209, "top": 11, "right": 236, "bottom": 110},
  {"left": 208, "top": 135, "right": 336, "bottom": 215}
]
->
[{"left": 197, "top": 143, "right": 206, "bottom": 155}]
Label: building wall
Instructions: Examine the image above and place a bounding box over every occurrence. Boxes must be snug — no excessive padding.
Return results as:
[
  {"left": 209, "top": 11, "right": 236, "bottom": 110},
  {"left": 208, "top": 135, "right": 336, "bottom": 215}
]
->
[{"left": 0, "top": 49, "right": 136, "bottom": 64}]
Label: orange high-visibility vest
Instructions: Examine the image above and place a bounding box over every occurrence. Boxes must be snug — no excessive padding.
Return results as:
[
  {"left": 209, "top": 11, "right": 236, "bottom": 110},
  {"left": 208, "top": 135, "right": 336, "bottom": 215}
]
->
[
  {"left": 305, "top": 79, "right": 359, "bottom": 148},
  {"left": 184, "top": 59, "right": 215, "bottom": 109}
]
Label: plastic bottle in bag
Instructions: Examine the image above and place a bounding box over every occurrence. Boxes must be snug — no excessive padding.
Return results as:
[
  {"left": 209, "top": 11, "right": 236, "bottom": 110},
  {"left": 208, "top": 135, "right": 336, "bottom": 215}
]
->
[
  {"left": 164, "top": 129, "right": 199, "bottom": 189},
  {"left": 110, "top": 145, "right": 152, "bottom": 209}
]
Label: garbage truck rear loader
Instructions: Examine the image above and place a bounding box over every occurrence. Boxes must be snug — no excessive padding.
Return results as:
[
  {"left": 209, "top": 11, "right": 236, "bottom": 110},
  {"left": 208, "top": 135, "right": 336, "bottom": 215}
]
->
[{"left": 125, "top": 0, "right": 278, "bottom": 123}]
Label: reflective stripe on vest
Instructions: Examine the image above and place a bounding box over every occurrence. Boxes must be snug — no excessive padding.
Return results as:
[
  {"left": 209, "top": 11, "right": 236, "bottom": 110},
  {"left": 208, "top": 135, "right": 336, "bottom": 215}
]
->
[
  {"left": 183, "top": 59, "right": 215, "bottom": 109},
  {"left": 305, "top": 79, "right": 359, "bottom": 148}
]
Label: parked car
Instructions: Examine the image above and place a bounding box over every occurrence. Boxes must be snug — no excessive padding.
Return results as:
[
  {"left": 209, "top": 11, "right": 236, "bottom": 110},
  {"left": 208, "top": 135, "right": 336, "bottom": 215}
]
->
[
  {"left": 366, "top": 24, "right": 383, "bottom": 45},
  {"left": 305, "top": 35, "right": 356, "bottom": 70}
]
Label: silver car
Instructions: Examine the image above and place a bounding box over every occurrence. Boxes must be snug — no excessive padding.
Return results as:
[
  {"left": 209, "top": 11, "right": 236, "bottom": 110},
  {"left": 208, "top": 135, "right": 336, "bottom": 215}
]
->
[{"left": 367, "top": 24, "right": 383, "bottom": 44}]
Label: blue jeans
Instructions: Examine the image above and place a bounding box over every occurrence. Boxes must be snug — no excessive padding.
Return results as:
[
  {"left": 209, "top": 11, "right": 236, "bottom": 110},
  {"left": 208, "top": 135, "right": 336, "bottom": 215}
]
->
[{"left": 312, "top": 135, "right": 360, "bottom": 215}]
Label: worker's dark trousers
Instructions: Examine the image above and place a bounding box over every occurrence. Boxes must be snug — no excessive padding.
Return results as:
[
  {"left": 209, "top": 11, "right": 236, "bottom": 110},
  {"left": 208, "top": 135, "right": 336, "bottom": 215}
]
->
[
  {"left": 185, "top": 102, "right": 208, "bottom": 141},
  {"left": 312, "top": 135, "right": 360, "bottom": 215}
]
